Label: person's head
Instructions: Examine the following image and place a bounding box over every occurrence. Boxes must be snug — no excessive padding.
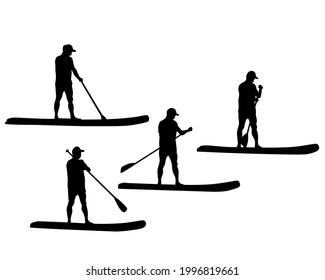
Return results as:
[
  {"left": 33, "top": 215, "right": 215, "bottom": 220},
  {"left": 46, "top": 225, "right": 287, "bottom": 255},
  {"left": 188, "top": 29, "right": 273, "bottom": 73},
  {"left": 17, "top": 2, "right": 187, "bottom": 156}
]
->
[
  {"left": 62, "top": 44, "right": 76, "bottom": 56},
  {"left": 246, "top": 71, "right": 258, "bottom": 82},
  {"left": 72, "top": 146, "right": 84, "bottom": 159},
  {"left": 166, "top": 108, "right": 179, "bottom": 119}
]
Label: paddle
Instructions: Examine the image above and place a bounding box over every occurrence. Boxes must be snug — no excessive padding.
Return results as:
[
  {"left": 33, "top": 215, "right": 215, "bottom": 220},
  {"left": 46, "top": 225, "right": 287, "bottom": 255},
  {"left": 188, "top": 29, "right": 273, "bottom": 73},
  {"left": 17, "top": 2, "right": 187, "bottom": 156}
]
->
[
  {"left": 81, "top": 81, "right": 107, "bottom": 120},
  {"left": 66, "top": 150, "right": 127, "bottom": 212},
  {"left": 121, "top": 127, "right": 192, "bottom": 173},
  {"left": 241, "top": 125, "right": 251, "bottom": 148},
  {"left": 241, "top": 99, "right": 259, "bottom": 148}
]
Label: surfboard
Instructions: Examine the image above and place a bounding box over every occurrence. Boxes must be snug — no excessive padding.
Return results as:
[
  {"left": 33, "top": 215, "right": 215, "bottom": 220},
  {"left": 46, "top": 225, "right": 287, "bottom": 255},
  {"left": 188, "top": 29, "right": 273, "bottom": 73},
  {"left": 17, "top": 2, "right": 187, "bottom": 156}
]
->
[
  {"left": 5, "top": 115, "right": 149, "bottom": 126},
  {"left": 197, "top": 144, "right": 319, "bottom": 155},
  {"left": 30, "top": 220, "right": 146, "bottom": 232},
  {"left": 118, "top": 181, "right": 240, "bottom": 192}
]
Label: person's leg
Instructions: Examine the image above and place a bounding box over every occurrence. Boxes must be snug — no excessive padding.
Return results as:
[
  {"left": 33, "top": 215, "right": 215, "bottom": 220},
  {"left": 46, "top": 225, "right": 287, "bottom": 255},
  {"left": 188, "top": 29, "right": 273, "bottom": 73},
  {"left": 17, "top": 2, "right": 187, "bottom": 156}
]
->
[
  {"left": 237, "top": 112, "right": 247, "bottom": 147},
  {"left": 54, "top": 85, "right": 64, "bottom": 119},
  {"left": 65, "top": 86, "right": 76, "bottom": 119},
  {"left": 157, "top": 151, "right": 167, "bottom": 185},
  {"left": 170, "top": 152, "right": 180, "bottom": 185},
  {"left": 79, "top": 193, "right": 91, "bottom": 224},
  {"left": 67, "top": 192, "right": 76, "bottom": 223},
  {"left": 250, "top": 112, "right": 260, "bottom": 148}
]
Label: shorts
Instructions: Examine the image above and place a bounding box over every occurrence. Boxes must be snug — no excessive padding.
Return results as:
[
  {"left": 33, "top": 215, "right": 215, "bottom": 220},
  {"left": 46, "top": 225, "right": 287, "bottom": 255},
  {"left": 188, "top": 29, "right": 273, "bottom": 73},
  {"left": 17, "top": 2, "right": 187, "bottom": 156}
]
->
[
  {"left": 238, "top": 108, "right": 257, "bottom": 128},
  {"left": 68, "top": 189, "right": 86, "bottom": 202},
  {"left": 56, "top": 83, "right": 73, "bottom": 102}
]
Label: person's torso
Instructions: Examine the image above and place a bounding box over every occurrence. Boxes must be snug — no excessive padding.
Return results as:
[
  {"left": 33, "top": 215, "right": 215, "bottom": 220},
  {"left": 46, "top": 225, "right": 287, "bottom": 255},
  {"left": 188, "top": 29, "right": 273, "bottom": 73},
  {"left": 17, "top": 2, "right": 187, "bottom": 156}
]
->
[
  {"left": 238, "top": 81, "right": 257, "bottom": 110},
  {"left": 67, "top": 159, "right": 86, "bottom": 188},
  {"left": 55, "top": 55, "right": 74, "bottom": 83},
  {"left": 158, "top": 119, "right": 178, "bottom": 148}
]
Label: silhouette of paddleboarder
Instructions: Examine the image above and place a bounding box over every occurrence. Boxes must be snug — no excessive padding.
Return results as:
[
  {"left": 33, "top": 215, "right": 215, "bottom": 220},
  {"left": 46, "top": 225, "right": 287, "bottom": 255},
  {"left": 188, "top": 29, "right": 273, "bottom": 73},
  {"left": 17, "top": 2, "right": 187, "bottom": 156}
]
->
[
  {"left": 66, "top": 146, "right": 91, "bottom": 224},
  {"left": 54, "top": 44, "right": 83, "bottom": 120},
  {"left": 237, "top": 71, "right": 263, "bottom": 148},
  {"left": 158, "top": 108, "right": 192, "bottom": 185}
]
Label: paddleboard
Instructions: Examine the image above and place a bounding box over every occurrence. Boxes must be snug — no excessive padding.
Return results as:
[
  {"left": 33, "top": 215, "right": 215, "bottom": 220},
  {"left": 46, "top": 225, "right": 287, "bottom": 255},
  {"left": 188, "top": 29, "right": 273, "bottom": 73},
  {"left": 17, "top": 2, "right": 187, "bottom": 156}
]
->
[
  {"left": 197, "top": 144, "right": 319, "bottom": 155},
  {"left": 30, "top": 220, "right": 146, "bottom": 232},
  {"left": 5, "top": 115, "right": 149, "bottom": 126},
  {"left": 119, "top": 181, "right": 240, "bottom": 192}
]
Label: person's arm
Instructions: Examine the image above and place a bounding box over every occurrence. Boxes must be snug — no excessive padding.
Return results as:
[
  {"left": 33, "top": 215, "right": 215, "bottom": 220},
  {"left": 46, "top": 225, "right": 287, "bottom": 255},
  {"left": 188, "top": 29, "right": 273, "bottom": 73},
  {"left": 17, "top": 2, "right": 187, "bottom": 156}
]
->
[
  {"left": 256, "top": 84, "right": 263, "bottom": 99},
  {"left": 71, "top": 60, "right": 83, "bottom": 82},
  {"left": 82, "top": 161, "right": 91, "bottom": 172},
  {"left": 176, "top": 125, "right": 193, "bottom": 135},
  {"left": 253, "top": 84, "right": 262, "bottom": 102}
]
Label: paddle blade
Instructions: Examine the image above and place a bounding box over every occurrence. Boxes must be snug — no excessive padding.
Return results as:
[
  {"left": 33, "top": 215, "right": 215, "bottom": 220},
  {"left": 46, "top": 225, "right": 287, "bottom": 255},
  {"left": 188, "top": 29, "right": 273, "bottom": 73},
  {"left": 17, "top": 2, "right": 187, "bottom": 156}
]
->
[
  {"left": 115, "top": 197, "right": 127, "bottom": 212},
  {"left": 241, "top": 133, "right": 249, "bottom": 148},
  {"left": 121, "top": 163, "right": 135, "bottom": 173}
]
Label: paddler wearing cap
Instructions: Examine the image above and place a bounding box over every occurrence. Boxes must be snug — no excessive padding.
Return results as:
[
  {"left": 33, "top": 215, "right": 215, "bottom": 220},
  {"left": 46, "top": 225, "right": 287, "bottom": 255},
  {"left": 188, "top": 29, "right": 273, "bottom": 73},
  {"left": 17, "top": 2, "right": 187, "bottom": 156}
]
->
[
  {"left": 54, "top": 44, "right": 83, "bottom": 120},
  {"left": 237, "top": 71, "right": 263, "bottom": 148},
  {"left": 66, "top": 146, "right": 91, "bottom": 224},
  {"left": 157, "top": 108, "right": 192, "bottom": 185}
]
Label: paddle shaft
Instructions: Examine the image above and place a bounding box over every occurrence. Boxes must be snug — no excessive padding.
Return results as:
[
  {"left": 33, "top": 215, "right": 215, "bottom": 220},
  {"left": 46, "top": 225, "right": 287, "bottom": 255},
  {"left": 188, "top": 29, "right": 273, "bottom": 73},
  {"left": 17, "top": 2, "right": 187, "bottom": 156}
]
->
[
  {"left": 66, "top": 150, "right": 126, "bottom": 211},
  {"left": 121, "top": 128, "right": 192, "bottom": 173},
  {"left": 81, "top": 82, "right": 106, "bottom": 120},
  {"left": 128, "top": 135, "right": 182, "bottom": 168}
]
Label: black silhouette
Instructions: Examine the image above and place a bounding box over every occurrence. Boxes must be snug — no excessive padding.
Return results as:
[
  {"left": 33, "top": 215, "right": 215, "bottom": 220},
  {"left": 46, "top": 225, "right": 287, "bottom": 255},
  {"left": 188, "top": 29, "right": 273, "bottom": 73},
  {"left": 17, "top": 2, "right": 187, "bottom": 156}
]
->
[
  {"left": 119, "top": 108, "right": 239, "bottom": 191},
  {"left": 197, "top": 71, "right": 319, "bottom": 155},
  {"left": 30, "top": 220, "right": 146, "bottom": 232},
  {"left": 197, "top": 144, "right": 319, "bottom": 155},
  {"left": 158, "top": 108, "right": 192, "bottom": 185},
  {"left": 66, "top": 147, "right": 91, "bottom": 224},
  {"left": 5, "top": 115, "right": 149, "bottom": 126},
  {"left": 237, "top": 71, "right": 262, "bottom": 148},
  {"left": 29, "top": 149, "right": 147, "bottom": 232},
  {"left": 120, "top": 109, "right": 192, "bottom": 174},
  {"left": 241, "top": 100, "right": 259, "bottom": 148},
  {"left": 119, "top": 181, "right": 240, "bottom": 192},
  {"left": 66, "top": 149, "right": 127, "bottom": 212},
  {"left": 5, "top": 44, "right": 150, "bottom": 127},
  {"left": 54, "top": 44, "right": 83, "bottom": 120},
  {"left": 121, "top": 134, "right": 183, "bottom": 173}
]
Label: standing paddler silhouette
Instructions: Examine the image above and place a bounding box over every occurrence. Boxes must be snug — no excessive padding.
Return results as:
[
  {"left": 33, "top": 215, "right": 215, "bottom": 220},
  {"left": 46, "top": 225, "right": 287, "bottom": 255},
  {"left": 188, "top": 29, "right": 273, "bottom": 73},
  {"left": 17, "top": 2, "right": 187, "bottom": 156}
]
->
[
  {"left": 157, "top": 108, "right": 192, "bottom": 185},
  {"left": 54, "top": 44, "right": 83, "bottom": 120},
  {"left": 66, "top": 146, "right": 91, "bottom": 224},
  {"left": 237, "top": 71, "right": 263, "bottom": 148},
  {"left": 196, "top": 71, "right": 319, "bottom": 155}
]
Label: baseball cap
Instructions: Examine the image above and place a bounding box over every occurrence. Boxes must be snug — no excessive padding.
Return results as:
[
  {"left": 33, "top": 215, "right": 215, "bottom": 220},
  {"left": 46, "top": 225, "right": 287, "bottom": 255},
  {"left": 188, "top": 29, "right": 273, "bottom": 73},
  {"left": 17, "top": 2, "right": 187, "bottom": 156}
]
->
[
  {"left": 63, "top": 44, "right": 76, "bottom": 52},
  {"left": 167, "top": 108, "right": 179, "bottom": 116},
  {"left": 72, "top": 146, "right": 84, "bottom": 155},
  {"left": 246, "top": 71, "right": 258, "bottom": 79}
]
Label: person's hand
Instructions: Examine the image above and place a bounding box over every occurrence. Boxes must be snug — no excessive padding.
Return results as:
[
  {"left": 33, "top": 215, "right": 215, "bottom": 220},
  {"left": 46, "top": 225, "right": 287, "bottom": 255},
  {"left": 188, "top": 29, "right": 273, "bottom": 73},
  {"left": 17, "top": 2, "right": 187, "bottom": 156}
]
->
[
  {"left": 79, "top": 78, "right": 83, "bottom": 83},
  {"left": 188, "top": 127, "right": 193, "bottom": 132},
  {"left": 258, "top": 85, "right": 263, "bottom": 90}
]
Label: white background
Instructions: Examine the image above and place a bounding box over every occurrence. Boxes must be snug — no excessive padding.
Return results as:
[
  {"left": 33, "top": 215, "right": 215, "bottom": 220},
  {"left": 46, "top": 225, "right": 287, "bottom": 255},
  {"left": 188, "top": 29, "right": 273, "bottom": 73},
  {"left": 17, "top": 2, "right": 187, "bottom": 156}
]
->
[{"left": 1, "top": 0, "right": 324, "bottom": 279}]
